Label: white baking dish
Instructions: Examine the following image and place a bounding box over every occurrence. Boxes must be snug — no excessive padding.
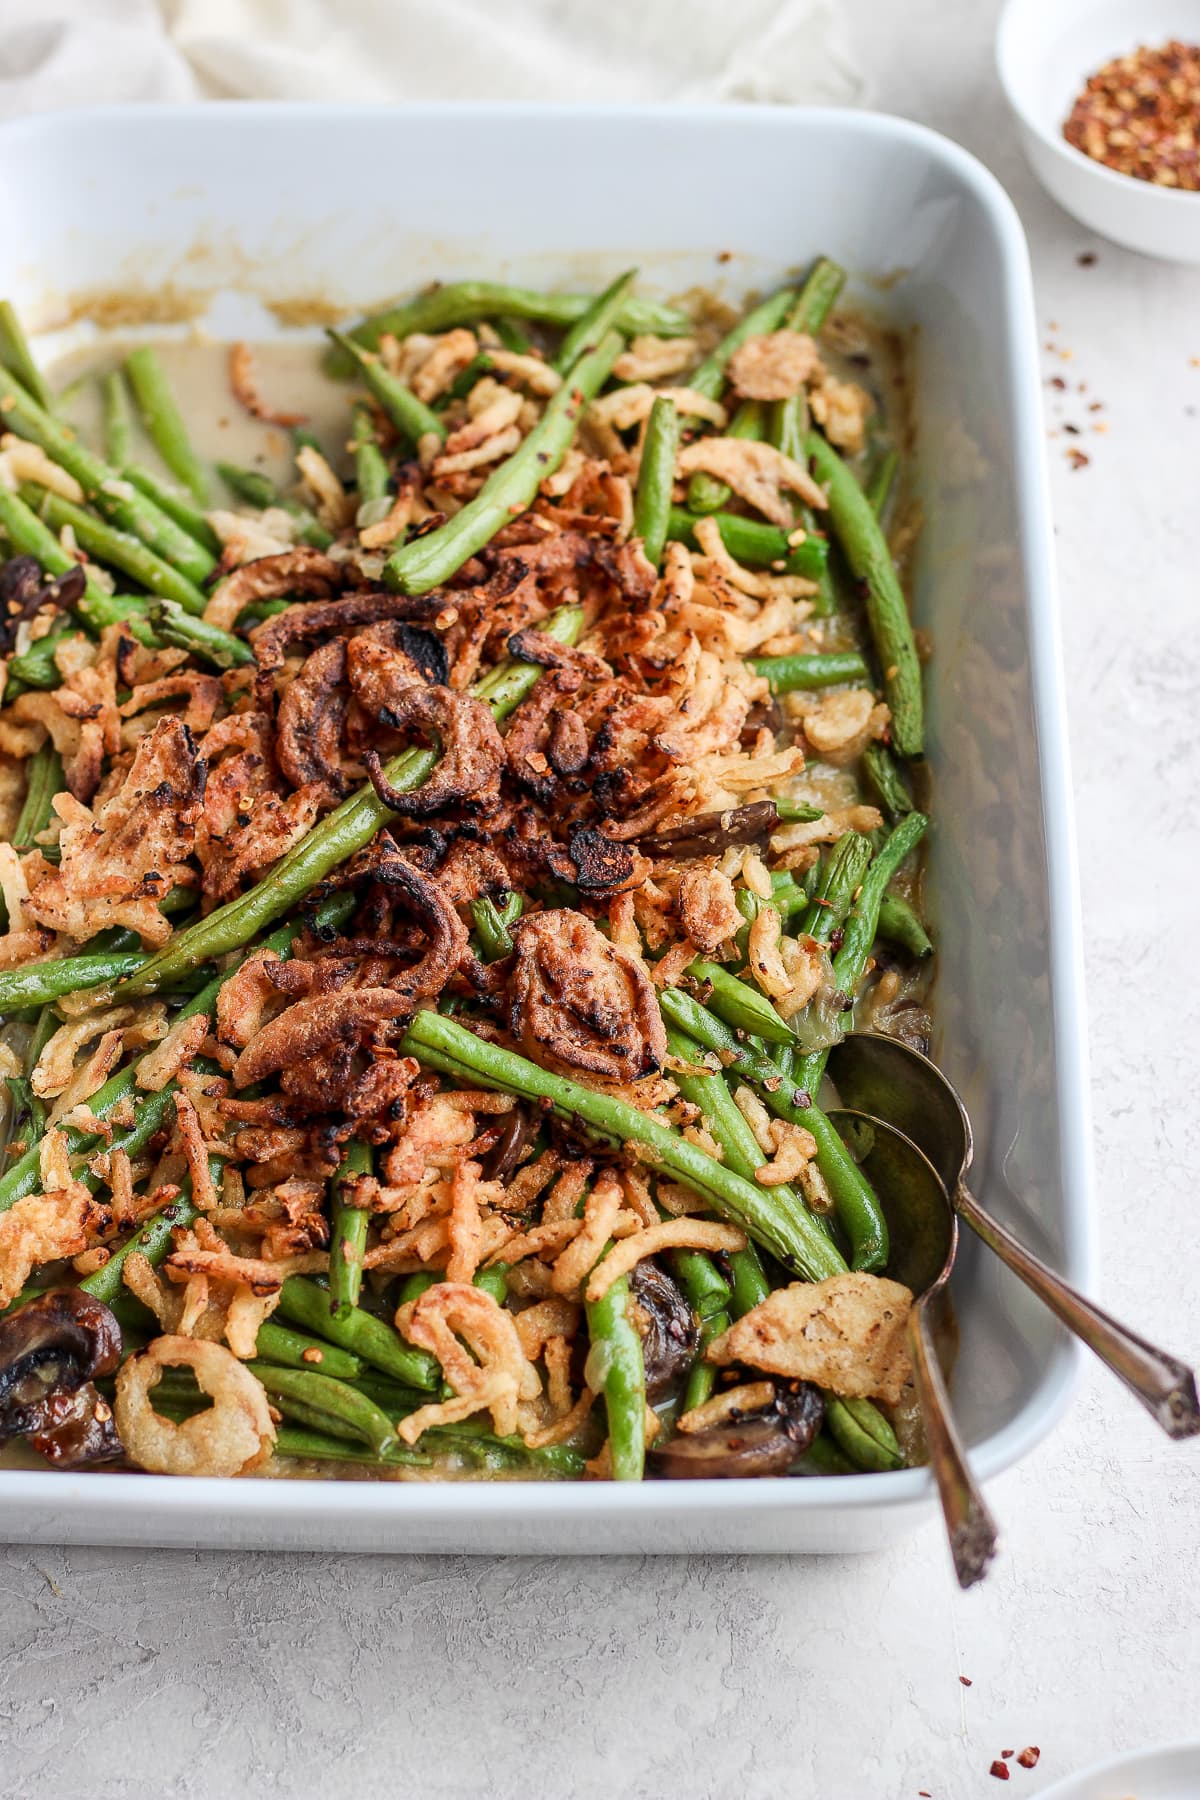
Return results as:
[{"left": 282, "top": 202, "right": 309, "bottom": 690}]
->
[{"left": 0, "top": 102, "right": 1093, "bottom": 1554}]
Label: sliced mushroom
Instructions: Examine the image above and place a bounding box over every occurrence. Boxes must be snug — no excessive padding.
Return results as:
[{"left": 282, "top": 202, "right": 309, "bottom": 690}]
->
[
  {"left": 481, "top": 1102, "right": 533, "bottom": 1183},
  {"left": 650, "top": 1380, "right": 825, "bottom": 1479},
  {"left": 0, "top": 1288, "right": 123, "bottom": 1467},
  {"left": 630, "top": 1260, "right": 699, "bottom": 1403},
  {"left": 637, "top": 801, "right": 781, "bottom": 859}
]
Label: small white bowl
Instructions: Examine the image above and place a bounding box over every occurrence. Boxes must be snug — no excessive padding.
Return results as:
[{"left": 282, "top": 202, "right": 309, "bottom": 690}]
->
[{"left": 996, "top": 0, "right": 1200, "bottom": 261}]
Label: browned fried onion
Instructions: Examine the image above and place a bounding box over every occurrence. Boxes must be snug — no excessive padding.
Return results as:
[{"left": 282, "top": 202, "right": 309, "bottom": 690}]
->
[
  {"left": 361, "top": 685, "right": 505, "bottom": 819},
  {"left": 510, "top": 909, "right": 667, "bottom": 1079},
  {"left": 275, "top": 638, "right": 351, "bottom": 799},
  {"left": 250, "top": 587, "right": 441, "bottom": 690}
]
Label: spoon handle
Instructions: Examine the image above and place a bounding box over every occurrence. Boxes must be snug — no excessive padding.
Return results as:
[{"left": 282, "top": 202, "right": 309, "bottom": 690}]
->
[
  {"left": 957, "top": 1182, "right": 1200, "bottom": 1440},
  {"left": 908, "top": 1297, "right": 999, "bottom": 1589}
]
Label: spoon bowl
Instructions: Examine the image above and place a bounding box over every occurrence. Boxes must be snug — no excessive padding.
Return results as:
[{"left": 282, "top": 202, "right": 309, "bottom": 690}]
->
[{"left": 828, "top": 1033, "right": 1200, "bottom": 1443}]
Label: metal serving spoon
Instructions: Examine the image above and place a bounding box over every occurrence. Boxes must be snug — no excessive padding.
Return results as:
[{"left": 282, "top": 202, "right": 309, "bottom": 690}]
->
[
  {"left": 823, "top": 1104, "right": 1000, "bottom": 1588},
  {"left": 826, "top": 1033, "right": 1200, "bottom": 1583}
]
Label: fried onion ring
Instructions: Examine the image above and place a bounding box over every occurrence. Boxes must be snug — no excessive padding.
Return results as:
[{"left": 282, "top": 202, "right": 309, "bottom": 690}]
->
[
  {"left": 360, "top": 684, "right": 504, "bottom": 818},
  {"left": 113, "top": 1336, "right": 275, "bottom": 1476}
]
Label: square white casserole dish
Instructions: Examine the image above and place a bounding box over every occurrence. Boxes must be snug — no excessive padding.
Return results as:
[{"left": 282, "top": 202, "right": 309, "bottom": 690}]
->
[{"left": 0, "top": 102, "right": 1093, "bottom": 1554}]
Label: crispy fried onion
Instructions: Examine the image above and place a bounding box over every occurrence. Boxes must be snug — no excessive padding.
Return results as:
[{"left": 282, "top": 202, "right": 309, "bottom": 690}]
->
[
  {"left": 707, "top": 1272, "right": 914, "bottom": 1406},
  {"left": 361, "top": 684, "right": 504, "bottom": 819},
  {"left": 228, "top": 342, "right": 307, "bottom": 426},
  {"left": 27, "top": 716, "right": 203, "bottom": 945},
  {"left": 232, "top": 858, "right": 467, "bottom": 1089},
  {"left": 113, "top": 1336, "right": 276, "bottom": 1476},
  {"left": 676, "top": 438, "right": 827, "bottom": 527},
  {"left": 727, "top": 330, "right": 820, "bottom": 400},
  {"left": 393, "top": 1283, "right": 540, "bottom": 1443},
  {"left": 203, "top": 547, "right": 341, "bottom": 633},
  {"left": 584, "top": 1221, "right": 747, "bottom": 1304},
  {"left": 510, "top": 909, "right": 667, "bottom": 1081}
]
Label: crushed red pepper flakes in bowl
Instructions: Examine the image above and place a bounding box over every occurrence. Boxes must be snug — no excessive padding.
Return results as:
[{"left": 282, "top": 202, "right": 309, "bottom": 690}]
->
[{"left": 1063, "top": 41, "right": 1200, "bottom": 189}]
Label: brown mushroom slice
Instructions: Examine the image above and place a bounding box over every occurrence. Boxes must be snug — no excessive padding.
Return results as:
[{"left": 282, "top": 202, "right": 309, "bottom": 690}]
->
[
  {"left": 0, "top": 1288, "right": 123, "bottom": 1467},
  {"left": 650, "top": 1381, "right": 825, "bottom": 1479},
  {"left": 630, "top": 1260, "right": 699, "bottom": 1404},
  {"left": 637, "top": 800, "right": 781, "bottom": 859}
]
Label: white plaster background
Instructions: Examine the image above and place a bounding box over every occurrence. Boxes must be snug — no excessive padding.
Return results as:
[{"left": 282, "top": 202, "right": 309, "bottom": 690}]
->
[{"left": 2, "top": 2, "right": 1198, "bottom": 1795}]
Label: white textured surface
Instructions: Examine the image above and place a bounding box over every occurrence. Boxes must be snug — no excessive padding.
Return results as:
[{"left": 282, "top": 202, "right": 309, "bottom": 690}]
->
[{"left": 2, "top": 3, "right": 1199, "bottom": 1794}]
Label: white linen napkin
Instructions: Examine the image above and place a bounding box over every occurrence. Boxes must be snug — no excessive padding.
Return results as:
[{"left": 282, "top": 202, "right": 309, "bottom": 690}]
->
[{"left": 0, "top": 0, "right": 865, "bottom": 115}]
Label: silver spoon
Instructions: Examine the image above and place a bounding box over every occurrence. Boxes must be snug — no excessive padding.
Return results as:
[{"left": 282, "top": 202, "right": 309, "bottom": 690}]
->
[
  {"left": 827, "top": 1031, "right": 1200, "bottom": 1440},
  {"left": 823, "top": 1104, "right": 1000, "bottom": 1588}
]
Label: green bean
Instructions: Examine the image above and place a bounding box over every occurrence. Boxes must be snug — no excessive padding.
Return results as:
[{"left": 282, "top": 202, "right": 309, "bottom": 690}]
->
[
  {"left": 396, "top": 1272, "right": 438, "bottom": 1306},
  {"left": 791, "top": 1431, "right": 859, "bottom": 1476},
  {"left": 246, "top": 1362, "right": 398, "bottom": 1456},
  {"left": 328, "top": 280, "right": 690, "bottom": 372},
  {"left": 632, "top": 395, "right": 679, "bottom": 569},
  {"left": 329, "top": 1139, "right": 372, "bottom": 1320},
  {"left": 443, "top": 352, "right": 496, "bottom": 404},
  {"left": 0, "top": 898, "right": 353, "bottom": 1216},
  {"left": 0, "top": 487, "right": 157, "bottom": 646},
  {"left": 686, "top": 958, "right": 794, "bottom": 1046},
  {"left": 551, "top": 269, "right": 636, "bottom": 375},
  {"left": 824, "top": 815, "right": 928, "bottom": 1013},
  {"left": 124, "top": 346, "right": 210, "bottom": 504},
  {"left": 385, "top": 329, "right": 623, "bottom": 595},
  {"left": 149, "top": 598, "right": 255, "bottom": 670},
  {"left": 326, "top": 331, "right": 446, "bottom": 446},
  {"left": 876, "top": 892, "right": 933, "bottom": 960},
  {"left": 867, "top": 447, "right": 899, "bottom": 518},
  {"left": 115, "top": 604, "right": 584, "bottom": 999},
  {"left": 125, "top": 464, "right": 222, "bottom": 554},
  {"left": 0, "top": 302, "right": 51, "bottom": 409},
  {"left": 276, "top": 1277, "right": 440, "bottom": 1391},
  {"left": 407, "top": 1011, "right": 844, "bottom": 1283},
  {"left": 0, "top": 951, "right": 147, "bottom": 1014},
  {"left": 669, "top": 1248, "right": 732, "bottom": 1412},
  {"left": 807, "top": 430, "right": 923, "bottom": 757},
  {"left": 273, "top": 1424, "right": 432, "bottom": 1468},
  {"left": 728, "top": 1239, "right": 772, "bottom": 1319},
  {"left": 493, "top": 318, "right": 533, "bottom": 354},
  {"left": 0, "top": 366, "right": 216, "bottom": 584},
  {"left": 216, "top": 462, "right": 333, "bottom": 549},
  {"left": 767, "top": 257, "right": 847, "bottom": 464},
  {"left": 473, "top": 1266, "right": 509, "bottom": 1307},
  {"left": 665, "top": 506, "right": 829, "bottom": 581},
  {"left": 800, "top": 831, "right": 873, "bottom": 945},
  {"left": 350, "top": 1372, "right": 433, "bottom": 1415},
  {"left": 686, "top": 397, "right": 763, "bottom": 514},
  {"left": 12, "top": 743, "right": 63, "bottom": 850},
  {"left": 254, "top": 1321, "right": 366, "bottom": 1380},
  {"left": 825, "top": 1395, "right": 903, "bottom": 1471},
  {"left": 470, "top": 893, "right": 520, "bottom": 962},
  {"left": 862, "top": 741, "right": 915, "bottom": 821},
  {"left": 351, "top": 403, "right": 390, "bottom": 502},
  {"left": 100, "top": 370, "right": 134, "bottom": 466},
  {"left": 750, "top": 650, "right": 870, "bottom": 693},
  {"left": 658, "top": 991, "right": 886, "bottom": 1273},
  {"left": 21, "top": 484, "right": 210, "bottom": 614},
  {"left": 585, "top": 1261, "right": 646, "bottom": 1481}
]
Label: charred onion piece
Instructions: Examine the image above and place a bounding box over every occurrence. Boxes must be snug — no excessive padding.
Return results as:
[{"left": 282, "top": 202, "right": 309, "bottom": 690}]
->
[
  {"left": 250, "top": 584, "right": 441, "bottom": 688},
  {"left": 650, "top": 1381, "right": 825, "bottom": 1479},
  {"left": 361, "top": 685, "right": 504, "bottom": 818},
  {"left": 0, "top": 1289, "right": 123, "bottom": 1467},
  {"left": 630, "top": 1261, "right": 699, "bottom": 1403},
  {"left": 637, "top": 801, "right": 781, "bottom": 859},
  {"left": 275, "top": 637, "right": 351, "bottom": 798}
]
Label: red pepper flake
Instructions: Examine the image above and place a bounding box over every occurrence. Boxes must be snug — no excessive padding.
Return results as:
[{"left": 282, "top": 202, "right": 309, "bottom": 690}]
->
[
  {"left": 1048, "top": 375, "right": 1067, "bottom": 390},
  {"left": 1064, "top": 41, "right": 1200, "bottom": 187},
  {"left": 1066, "top": 447, "right": 1091, "bottom": 470},
  {"left": 989, "top": 1763, "right": 1010, "bottom": 1782},
  {"left": 1077, "top": 250, "right": 1098, "bottom": 265},
  {"left": 1016, "top": 1748, "right": 1040, "bottom": 1770},
  {"left": 1001, "top": 1751, "right": 1014, "bottom": 1760},
  {"left": 959, "top": 1676, "right": 973, "bottom": 1687}
]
